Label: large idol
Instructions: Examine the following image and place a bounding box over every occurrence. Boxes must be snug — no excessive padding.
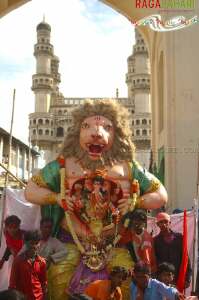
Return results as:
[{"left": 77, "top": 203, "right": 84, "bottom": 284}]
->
[{"left": 25, "top": 100, "right": 167, "bottom": 299}]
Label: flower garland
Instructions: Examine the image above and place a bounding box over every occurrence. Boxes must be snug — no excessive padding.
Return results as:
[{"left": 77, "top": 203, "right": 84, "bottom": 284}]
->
[{"left": 59, "top": 166, "right": 85, "bottom": 254}]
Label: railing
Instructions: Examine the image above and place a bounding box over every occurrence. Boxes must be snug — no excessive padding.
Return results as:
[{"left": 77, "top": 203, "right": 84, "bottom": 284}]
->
[{"left": 0, "top": 162, "right": 26, "bottom": 188}]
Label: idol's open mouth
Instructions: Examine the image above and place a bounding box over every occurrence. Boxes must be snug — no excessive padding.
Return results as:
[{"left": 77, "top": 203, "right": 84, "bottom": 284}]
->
[{"left": 86, "top": 143, "right": 105, "bottom": 156}]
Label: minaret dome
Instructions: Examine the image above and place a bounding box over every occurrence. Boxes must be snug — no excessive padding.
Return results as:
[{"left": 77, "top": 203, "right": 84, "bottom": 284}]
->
[{"left": 36, "top": 21, "right": 51, "bottom": 32}]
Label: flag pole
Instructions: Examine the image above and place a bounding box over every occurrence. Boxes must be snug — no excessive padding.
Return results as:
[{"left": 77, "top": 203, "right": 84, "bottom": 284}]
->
[
  {"left": 28, "top": 132, "right": 31, "bottom": 180},
  {"left": 191, "top": 143, "right": 199, "bottom": 293},
  {"left": 0, "top": 89, "right": 16, "bottom": 247},
  {"left": 5, "top": 88, "right": 16, "bottom": 185},
  {"left": 191, "top": 199, "right": 198, "bottom": 294}
]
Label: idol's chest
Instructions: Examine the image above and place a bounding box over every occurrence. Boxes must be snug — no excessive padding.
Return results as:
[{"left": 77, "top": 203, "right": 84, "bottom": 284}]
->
[{"left": 65, "top": 158, "right": 132, "bottom": 195}]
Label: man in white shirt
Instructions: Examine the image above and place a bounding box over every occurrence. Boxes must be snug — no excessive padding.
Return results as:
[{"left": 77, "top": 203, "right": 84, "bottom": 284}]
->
[{"left": 39, "top": 217, "right": 68, "bottom": 268}]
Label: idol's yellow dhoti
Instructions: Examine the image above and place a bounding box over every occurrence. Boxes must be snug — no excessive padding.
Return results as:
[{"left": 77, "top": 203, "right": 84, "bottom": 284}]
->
[
  {"left": 48, "top": 245, "right": 133, "bottom": 300},
  {"left": 48, "top": 243, "right": 80, "bottom": 300}
]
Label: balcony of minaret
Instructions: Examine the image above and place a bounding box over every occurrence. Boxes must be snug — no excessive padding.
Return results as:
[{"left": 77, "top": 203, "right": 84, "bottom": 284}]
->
[
  {"left": 131, "top": 78, "right": 150, "bottom": 90},
  {"left": 52, "top": 72, "right": 61, "bottom": 83},
  {"left": 30, "top": 127, "right": 55, "bottom": 143},
  {"left": 29, "top": 115, "right": 54, "bottom": 129},
  {"left": 132, "top": 118, "right": 151, "bottom": 127},
  {"left": 127, "top": 55, "right": 135, "bottom": 64},
  {"left": 132, "top": 128, "right": 151, "bottom": 141},
  {"left": 32, "top": 74, "right": 54, "bottom": 91},
  {"left": 133, "top": 44, "right": 148, "bottom": 55},
  {"left": 34, "top": 43, "right": 54, "bottom": 56},
  {"left": 51, "top": 56, "right": 59, "bottom": 68}
]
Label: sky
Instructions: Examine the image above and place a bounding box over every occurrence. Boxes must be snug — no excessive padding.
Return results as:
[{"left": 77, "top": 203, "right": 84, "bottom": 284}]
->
[{"left": 0, "top": 0, "right": 135, "bottom": 144}]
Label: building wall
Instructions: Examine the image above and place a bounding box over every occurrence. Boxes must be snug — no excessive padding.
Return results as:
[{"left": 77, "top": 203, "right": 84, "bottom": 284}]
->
[
  {"left": 0, "top": 132, "right": 39, "bottom": 181},
  {"left": 35, "top": 92, "right": 51, "bottom": 113},
  {"left": 150, "top": 24, "right": 199, "bottom": 211},
  {"left": 134, "top": 93, "right": 151, "bottom": 113}
]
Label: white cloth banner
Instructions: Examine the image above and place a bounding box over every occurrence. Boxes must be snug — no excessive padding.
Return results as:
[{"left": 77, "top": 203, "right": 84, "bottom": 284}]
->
[
  {"left": 0, "top": 188, "right": 41, "bottom": 290},
  {"left": 0, "top": 188, "right": 197, "bottom": 295}
]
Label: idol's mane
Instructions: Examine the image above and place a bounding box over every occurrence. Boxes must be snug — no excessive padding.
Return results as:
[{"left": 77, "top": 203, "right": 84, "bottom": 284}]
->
[{"left": 60, "top": 100, "right": 135, "bottom": 170}]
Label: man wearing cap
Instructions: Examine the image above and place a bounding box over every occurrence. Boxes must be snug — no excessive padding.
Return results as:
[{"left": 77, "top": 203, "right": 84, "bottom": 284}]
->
[{"left": 153, "top": 212, "right": 192, "bottom": 288}]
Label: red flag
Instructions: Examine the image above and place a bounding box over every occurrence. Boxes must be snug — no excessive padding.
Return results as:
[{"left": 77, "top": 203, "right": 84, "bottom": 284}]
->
[{"left": 176, "top": 209, "right": 188, "bottom": 293}]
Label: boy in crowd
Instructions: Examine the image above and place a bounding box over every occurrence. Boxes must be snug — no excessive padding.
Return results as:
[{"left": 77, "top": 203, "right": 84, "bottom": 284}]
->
[
  {"left": 18, "top": 217, "right": 68, "bottom": 268},
  {"left": 154, "top": 212, "right": 192, "bottom": 288},
  {"left": 0, "top": 215, "right": 25, "bottom": 269},
  {"left": 84, "top": 266, "right": 127, "bottom": 300},
  {"left": 157, "top": 262, "right": 176, "bottom": 287},
  {"left": 130, "top": 262, "right": 185, "bottom": 300},
  {"left": 9, "top": 230, "right": 47, "bottom": 300}
]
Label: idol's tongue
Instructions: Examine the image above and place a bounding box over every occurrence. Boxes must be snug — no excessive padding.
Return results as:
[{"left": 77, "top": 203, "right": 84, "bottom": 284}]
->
[{"left": 89, "top": 144, "right": 102, "bottom": 153}]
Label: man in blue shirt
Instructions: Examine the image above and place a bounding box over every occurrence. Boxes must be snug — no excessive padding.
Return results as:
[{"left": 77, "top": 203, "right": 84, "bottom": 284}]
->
[{"left": 130, "top": 263, "right": 185, "bottom": 300}]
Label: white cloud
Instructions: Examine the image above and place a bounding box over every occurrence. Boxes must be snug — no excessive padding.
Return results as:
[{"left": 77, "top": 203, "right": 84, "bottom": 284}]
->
[{"left": 0, "top": 0, "right": 135, "bottom": 143}]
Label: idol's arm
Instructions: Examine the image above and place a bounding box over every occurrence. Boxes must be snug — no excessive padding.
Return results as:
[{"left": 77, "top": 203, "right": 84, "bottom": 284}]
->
[
  {"left": 117, "top": 184, "right": 167, "bottom": 215},
  {"left": 25, "top": 180, "right": 58, "bottom": 205},
  {"left": 25, "top": 160, "right": 61, "bottom": 206},
  {"left": 139, "top": 184, "right": 168, "bottom": 209}
]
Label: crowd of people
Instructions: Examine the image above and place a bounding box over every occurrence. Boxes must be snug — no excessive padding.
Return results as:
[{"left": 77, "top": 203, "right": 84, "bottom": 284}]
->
[{"left": 0, "top": 210, "right": 197, "bottom": 300}]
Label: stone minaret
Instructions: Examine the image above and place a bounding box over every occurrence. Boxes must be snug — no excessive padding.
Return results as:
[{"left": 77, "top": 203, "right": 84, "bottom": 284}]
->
[
  {"left": 126, "top": 28, "right": 151, "bottom": 168},
  {"left": 29, "top": 20, "right": 57, "bottom": 162}
]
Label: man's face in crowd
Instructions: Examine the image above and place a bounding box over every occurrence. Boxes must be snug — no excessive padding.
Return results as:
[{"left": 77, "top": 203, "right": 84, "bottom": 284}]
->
[
  {"left": 6, "top": 223, "right": 20, "bottom": 237},
  {"left": 158, "top": 271, "right": 174, "bottom": 286},
  {"left": 26, "top": 240, "right": 40, "bottom": 257},
  {"left": 111, "top": 273, "right": 124, "bottom": 288},
  {"left": 40, "top": 221, "right": 52, "bottom": 239},
  {"left": 134, "top": 272, "right": 150, "bottom": 289},
  {"left": 131, "top": 218, "right": 145, "bottom": 234},
  {"left": 157, "top": 220, "right": 171, "bottom": 233}
]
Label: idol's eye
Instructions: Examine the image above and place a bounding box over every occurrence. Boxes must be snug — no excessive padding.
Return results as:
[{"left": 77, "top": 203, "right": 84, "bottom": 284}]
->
[
  {"left": 104, "top": 124, "right": 112, "bottom": 131},
  {"left": 81, "top": 122, "right": 89, "bottom": 129}
]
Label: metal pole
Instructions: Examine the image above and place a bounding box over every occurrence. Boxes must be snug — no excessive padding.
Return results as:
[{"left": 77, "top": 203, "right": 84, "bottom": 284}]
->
[
  {"left": 1, "top": 89, "right": 16, "bottom": 246},
  {"left": 191, "top": 199, "right": 198, "bottom": 293},
  {"left": 191, "top": 143, "right": 199, "bottom": 293},
  {"left": 28, "top": 133, "right": 31, "bottom": 180},
  {"left": 0, "top": 189, "right": 6, "bottom": 247},
  {"left": 5, "top": 89, "right": 16, "bottom": 186}
]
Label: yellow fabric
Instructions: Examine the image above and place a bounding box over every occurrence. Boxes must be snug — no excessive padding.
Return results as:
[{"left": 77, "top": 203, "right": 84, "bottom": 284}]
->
[
  {"left": 47, "top": 245, "right": 133, "bottom": 300},
  {"left": 107, "top": 247, "right": 133, "bottom": 300},
  {"left": 107, "top": 247, "right": 134, "bottom": 271},
  {"left": 48, "top": 243, "right": 80, "bottom": 300}
]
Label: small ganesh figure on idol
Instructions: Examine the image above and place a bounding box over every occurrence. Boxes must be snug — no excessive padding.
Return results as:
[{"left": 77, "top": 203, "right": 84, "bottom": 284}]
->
[{"left": 25, "top": 100, "right": 167, "bottom": 300}]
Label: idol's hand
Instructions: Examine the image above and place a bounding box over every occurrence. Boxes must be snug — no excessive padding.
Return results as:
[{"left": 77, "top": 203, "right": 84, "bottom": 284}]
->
[
  {"left": 117, "top": 196, "right": 130, "bottom": 215},
  {"left": 57, "top": 191, "right": 74, "bottom": 211}
]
